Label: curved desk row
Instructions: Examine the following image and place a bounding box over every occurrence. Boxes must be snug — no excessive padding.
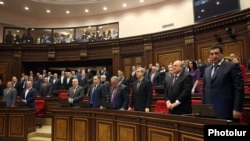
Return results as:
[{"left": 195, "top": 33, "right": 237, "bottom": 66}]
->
[
  {"left": 0, "top": 108, "right": 36, "bottom": 141},
  {"left": 51, "top": 108, "right": 231, "bottom": 141}
]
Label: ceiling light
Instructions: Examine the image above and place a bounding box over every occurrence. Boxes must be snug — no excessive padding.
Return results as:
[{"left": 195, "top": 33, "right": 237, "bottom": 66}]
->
[
  {"left": 0, "top": 1, "right": 4, "bottom": 5},
  {"left": 140, "top": 0, "right": 144, "bottom": 3},
  {"left": 46, "top": 10, "right": 51, "bottom": 13},
  {"left": 66, "top": 10, "right": 70, "bottom": 14},
  {"left": 24, "top": 6, "right": 29, "bottom": 10},
  {"left": 103, "top": 7, "right": 107, "bottom": 11},
  {"left": 123, "top": 3, "right": 127, "bottom": 7},
  {"left": 85, "top": 9, "right": 89, "bottom": 13}
]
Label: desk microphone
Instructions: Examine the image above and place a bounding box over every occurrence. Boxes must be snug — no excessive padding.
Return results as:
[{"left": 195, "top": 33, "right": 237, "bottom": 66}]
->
[{"left": 181, "top": 112, "right": 200, "bottom": 116}]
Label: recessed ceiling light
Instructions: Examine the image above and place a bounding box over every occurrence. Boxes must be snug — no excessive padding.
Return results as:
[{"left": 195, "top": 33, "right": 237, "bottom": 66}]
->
[
  {"left": 66, "top": 10, "right": 70, "bottom": 14},
  {"left": 122, "top": 3, "right": 127, "bottom": 7},
  {"left": 103, "top": 7, "right": 107, "bottom": 11},
  {"left": 24, "top": 6, "right": 29, "bottom": 10},
  {"left": 46, "top": 10, "right": 51, "bottom": 13},
  {"left": 85, "top": 9, "right": 89, "bottom": 13},
  {"left": 0, "top": 1, "right": 4, "bottom": 5},
  {"left": 140, "top": 0, "right": 144, "bottom": 3}
]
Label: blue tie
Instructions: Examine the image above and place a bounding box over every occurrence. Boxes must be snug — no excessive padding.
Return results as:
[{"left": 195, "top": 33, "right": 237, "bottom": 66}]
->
[{"left": 90, "top": 85, "right": 96, "bottom": 104}]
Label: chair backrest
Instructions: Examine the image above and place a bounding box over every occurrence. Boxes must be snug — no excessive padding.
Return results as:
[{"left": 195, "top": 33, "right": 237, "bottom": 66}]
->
[
  {"left": 154, "top": 100, "right": 168, "bottom": 114},
  {"left": 192, "top": 100, "right": 202, "bottom": 105},
  {"left": 59, "top": 92, "right": 68, "bottom": 99},
  {"left": 35, "top": 100, "right": 45, "bottom": 109},
  {"left": 35, "top": 99, "right": 45, "bottom": 117}
]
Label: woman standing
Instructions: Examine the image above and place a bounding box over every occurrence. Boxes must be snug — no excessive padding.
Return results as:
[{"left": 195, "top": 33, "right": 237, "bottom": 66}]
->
[{"left": 188, "top": 60, "right": 201, "bottom": 94}]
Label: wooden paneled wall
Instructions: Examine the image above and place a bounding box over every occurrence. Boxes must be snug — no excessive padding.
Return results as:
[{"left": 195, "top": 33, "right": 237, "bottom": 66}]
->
[{"left": 0, "top": 8, "right": 250, "bottom": 83}]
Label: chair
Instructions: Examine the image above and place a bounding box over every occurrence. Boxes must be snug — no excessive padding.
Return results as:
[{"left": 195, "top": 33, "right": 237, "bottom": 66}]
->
[
  {"left": 35, "top": 99, "right": 45, "bottom": 118},
  {"left": 154, "top": 100, "right": 168, "bottom": 114},
  {"left": 244, "top": 86, "right": 249, "bottom": 92},
  {"left": 59, "top": 92, "right": 68, "bottom": 100},
  {"left": 192, "top": 100, "right": 202, "bottom": 105}
]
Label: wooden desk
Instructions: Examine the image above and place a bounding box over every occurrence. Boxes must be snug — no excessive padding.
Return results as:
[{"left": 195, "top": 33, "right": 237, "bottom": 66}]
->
[
  {"left": 0, "top": 108, "right": 36, "bottom": 141},
  {"left": 51, "top": 108, "right": 233, "bottom": 141}
]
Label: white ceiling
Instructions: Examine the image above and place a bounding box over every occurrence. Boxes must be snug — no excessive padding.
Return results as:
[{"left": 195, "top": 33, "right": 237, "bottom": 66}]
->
[{"left": 0, "top": 0, "right": 166, "bottom": 19}]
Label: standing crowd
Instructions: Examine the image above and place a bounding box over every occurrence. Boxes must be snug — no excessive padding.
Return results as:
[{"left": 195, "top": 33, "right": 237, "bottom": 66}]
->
[{"left": 0, "top": 45, "right": 246, "bottom": 122}]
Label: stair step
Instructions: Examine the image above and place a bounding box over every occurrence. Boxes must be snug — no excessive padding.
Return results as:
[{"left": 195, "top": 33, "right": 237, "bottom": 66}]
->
[
  {"left": 28, "top": 125, "right": 52, "bottom": 141},
  {"left": 28, "top": 136, "right": 51, "bottom": 141}
]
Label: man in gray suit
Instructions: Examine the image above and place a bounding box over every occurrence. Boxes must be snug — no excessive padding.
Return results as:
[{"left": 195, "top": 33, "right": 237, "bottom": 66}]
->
[
  {"left": 67, "top": 78, "right": 84, "bottom": 107},
  {"left": 3, "top": 81, "right": 17, "bottom": 107}
]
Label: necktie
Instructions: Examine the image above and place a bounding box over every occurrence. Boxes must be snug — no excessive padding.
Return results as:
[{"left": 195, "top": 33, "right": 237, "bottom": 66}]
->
[
  {"left": 137, "top": 81, "right": 141, "bottom": 91},
  {"left": 90, "top": 85, "right": 96, "bottom": 103},
  {"left": 71, "top": 87, "right": 76, "bottom": 98},
  {"left": 172, "top": 76, "right": 177, "bottom": 86},
  {"left": 111, "top": 89, "right": 117, "bottom": 103},
  {"left": 211, "top": 65, "right": 219, "bottom": 78}
]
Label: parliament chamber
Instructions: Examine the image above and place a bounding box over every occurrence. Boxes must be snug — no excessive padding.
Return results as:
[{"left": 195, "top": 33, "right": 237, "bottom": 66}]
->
[{"left": 0, "top": 6, "right": 250, "bottom": 141}]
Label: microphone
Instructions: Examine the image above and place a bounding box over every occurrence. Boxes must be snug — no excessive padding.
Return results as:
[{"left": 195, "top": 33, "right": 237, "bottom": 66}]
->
[{"left": 181, "top": 112, "right": 200, "bottom": 116}]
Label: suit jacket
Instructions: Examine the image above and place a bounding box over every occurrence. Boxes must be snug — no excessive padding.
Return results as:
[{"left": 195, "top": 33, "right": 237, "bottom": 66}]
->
[
  {"left": 3, "top": 88, "right": 17, "bottom": 107},
  {"left": 21, "top": 88, "right": 37, "bottom": 108},
  {"left": 63, "top": 77, "right": 73, "bottom": 90},
  {"left": 150, "top": 71, "right": 160, "bottom": 86},
  {"left": 88, "top": 84, "right": 106, "bottom": 108},
  {"left": 164, "top": 71, "right": 193, "bottom": 115},
  {"left": 119, "top": 77, "right": 129, "bottom": 88},
  {"left": 78, "top": 76, "right": 88, "bottom": 87},
  {"left": 13, "top": 82, "right": 22, "bottom": 96},
  {"left": 202, "top": 61, "right": 244, "bottom": 120},
  {"left": 39, "top": 83, "right": 52, "bottom": 97},
  {"left": 130, "top": 77, "right": 152, "bottom": 111},
  {"left": 67, "top": 86, "right": 84, "bottom": 107},
  {"left": 51, "top": 78, "right": 60, "bottom": 91},
  {"left": 110, "top": 84, "right": 129, "bottom": 109}
]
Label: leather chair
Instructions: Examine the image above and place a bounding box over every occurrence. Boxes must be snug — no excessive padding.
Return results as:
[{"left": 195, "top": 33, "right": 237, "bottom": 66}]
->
[
  {"left": 192, "top": 100, "right": 202, "bottom": 105},
  {"left": 59, "top": 92, "right": 68, "bottom": 100},
  {"left": 154, "top": 100, "right": 168, "bottom": 114},
  {"left": 35, "top": 99, "right": 45, "bottom": 118}
]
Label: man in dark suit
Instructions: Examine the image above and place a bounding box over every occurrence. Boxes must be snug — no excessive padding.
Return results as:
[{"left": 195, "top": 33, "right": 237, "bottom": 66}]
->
[
  {"left": 77, "top": 71, "right": 88, "bottom": 94},
  {"left": 100, "top": 66, "right": 110, "bottom": 80},
  {"left": 21, "top": 81, "right": 37, "bottom": 108},
  {"left": 67, "top": 78, "right": 84, "bottom": 107},
  {"left": 117, "top": 70, "right": 129, "bottom": 87},
  {"left": 39, "top": 77, "right": 52, "bottom": 97},
  {"left": 63, "top": 72, "right": 73, "bottom": 90},
  {"left": 12, "top": 76, "right": 22, "bottom": 96},
  {"left": 164, "top": 60, "right": 193, "bottom": 115},
  {"left": 149, "top": 66, "right": 160, "bottom": 86},
  {"left": 51, "top": 73, "right": 60, "bottom": 91},
  {"left": 110, "top": 76, "right": 129, "bottom": 110},
  {"left": 88, "top": 75, "right": 106, "bottom": 109},
  {"left": 129, "top": 66, "right": 137, "bottom": 89},
  {"left": 2, "top": 81, "right": 17, "bottom": 107},
  {"left": 202, "top": 45, "right": 244, "bottom": 121},
  {"left": 128, "top": 67, "right": 152, "bottom": 112}
]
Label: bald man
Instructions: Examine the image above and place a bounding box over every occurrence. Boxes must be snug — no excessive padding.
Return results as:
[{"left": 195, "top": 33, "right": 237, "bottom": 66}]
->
[{"left": 164, "top": 60, "right": 193, "bottom": 115}]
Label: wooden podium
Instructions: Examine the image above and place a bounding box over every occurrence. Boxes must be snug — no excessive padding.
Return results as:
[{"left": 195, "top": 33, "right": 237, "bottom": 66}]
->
[{"left": 0, "top": 107, "right": 36, "bottom": 141}]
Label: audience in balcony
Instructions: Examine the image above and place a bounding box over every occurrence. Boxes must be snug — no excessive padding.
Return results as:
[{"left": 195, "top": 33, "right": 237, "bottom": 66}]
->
[{"left": 5, "top": 30, "right": 14, "bottom": 44}]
